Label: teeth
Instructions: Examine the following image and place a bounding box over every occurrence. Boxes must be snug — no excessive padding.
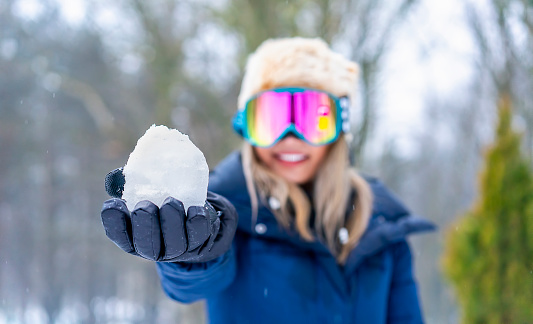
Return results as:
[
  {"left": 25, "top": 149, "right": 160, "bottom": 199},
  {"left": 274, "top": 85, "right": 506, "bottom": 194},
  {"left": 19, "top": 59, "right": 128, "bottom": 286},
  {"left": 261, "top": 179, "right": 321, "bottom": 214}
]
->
[{"left": 278, "top": 154, "right": 306, "bottom": 162}]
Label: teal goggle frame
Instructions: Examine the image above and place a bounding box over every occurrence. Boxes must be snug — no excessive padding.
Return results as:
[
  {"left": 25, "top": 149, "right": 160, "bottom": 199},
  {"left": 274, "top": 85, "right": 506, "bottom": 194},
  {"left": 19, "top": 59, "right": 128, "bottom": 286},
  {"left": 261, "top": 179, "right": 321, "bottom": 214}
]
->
[{"left": 232, "top": 87, "right": 350, "bottom": 148}]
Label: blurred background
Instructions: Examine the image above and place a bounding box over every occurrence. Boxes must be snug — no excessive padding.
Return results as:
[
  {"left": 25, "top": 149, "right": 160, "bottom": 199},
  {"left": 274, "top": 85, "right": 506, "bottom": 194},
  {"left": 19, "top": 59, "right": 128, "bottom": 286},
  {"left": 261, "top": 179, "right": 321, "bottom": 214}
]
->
[{"left": 1, "top": 0, "right": 532, "bottom": 323}]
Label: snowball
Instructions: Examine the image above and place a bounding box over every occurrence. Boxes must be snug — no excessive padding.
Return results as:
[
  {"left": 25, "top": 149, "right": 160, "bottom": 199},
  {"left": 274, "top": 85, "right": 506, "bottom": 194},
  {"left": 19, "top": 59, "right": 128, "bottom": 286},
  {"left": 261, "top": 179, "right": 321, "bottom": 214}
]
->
[{"left": 122, "top": 125, "right": 209, "bottom": 211}]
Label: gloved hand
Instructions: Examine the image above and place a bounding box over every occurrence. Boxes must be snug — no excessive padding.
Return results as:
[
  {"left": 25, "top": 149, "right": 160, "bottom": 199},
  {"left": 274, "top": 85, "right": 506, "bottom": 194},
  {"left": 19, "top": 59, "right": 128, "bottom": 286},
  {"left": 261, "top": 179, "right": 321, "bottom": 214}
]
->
[{"left": 100, "top": 168, "right": 238, "bottom": 263}]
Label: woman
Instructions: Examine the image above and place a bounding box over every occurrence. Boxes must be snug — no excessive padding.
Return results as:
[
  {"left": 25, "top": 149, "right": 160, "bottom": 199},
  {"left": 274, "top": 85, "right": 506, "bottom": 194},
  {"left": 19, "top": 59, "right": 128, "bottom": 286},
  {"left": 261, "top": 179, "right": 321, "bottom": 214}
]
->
[{"left": 101, "top": 37, "right": 435, "bottom": 324}]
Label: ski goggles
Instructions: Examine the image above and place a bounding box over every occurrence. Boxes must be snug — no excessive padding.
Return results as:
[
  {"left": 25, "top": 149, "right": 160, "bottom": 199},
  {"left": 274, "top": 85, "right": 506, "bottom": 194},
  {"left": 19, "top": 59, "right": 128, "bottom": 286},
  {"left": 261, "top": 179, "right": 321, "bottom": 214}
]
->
[{"left": 233, "top": 87, "right": 350, "bottom": 147}]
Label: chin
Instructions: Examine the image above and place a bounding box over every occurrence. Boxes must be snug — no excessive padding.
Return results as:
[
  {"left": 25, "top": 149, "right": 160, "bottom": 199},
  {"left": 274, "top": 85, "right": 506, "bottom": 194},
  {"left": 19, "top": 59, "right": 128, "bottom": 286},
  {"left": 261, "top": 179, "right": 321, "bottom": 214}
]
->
[{"left": 280, "top": 172, "right": 313, "bottom": 184}]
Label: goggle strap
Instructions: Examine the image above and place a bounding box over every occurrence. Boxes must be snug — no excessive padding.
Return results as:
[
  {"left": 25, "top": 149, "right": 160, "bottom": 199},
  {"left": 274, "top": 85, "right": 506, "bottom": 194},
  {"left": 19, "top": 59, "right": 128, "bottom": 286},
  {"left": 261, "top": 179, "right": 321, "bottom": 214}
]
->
[
  {"left": 339, "top": 96, "right": 350, "bottom": 133},
  {"left": 232, "top": 111, "right": 245, "bottom": 136}
]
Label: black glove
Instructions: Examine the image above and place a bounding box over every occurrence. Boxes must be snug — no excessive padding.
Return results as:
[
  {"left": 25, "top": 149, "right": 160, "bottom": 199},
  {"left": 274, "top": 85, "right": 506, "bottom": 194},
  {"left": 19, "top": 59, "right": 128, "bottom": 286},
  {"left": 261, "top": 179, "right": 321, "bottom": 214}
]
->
[{"left": 100, "top": 168, "right": 238, "bottom": 263}]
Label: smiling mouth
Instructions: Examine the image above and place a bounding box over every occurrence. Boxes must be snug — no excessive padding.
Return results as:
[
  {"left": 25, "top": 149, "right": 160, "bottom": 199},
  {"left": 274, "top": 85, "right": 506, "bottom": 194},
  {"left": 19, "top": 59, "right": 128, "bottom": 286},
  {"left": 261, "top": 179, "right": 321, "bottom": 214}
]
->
[{"left": 275, "top": 153, "right": 308, "bottom": 163}]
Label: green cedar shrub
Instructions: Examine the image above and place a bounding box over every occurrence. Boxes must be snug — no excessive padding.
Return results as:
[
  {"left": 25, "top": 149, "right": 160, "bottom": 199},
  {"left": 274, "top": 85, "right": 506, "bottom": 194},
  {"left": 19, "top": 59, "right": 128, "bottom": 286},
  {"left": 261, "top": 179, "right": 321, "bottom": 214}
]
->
[{"left": 442, "top": 96, "right": 533, "bottom": 324}]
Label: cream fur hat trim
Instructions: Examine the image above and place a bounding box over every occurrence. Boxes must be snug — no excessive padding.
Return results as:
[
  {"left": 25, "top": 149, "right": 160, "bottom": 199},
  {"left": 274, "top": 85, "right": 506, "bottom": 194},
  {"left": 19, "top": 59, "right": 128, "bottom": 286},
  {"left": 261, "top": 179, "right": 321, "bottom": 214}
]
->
[{"left": 238, "top": 37, "right": 359, "bottom": 110}]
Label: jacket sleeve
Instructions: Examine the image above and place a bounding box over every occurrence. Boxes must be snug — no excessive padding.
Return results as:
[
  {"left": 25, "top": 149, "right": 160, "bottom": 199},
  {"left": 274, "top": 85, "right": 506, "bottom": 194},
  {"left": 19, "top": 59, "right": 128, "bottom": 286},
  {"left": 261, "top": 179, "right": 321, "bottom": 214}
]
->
[
  {"left": 387, "top": 241, "right": 425, "bottom": 324},
  {"left": 155, "top": 243, "right": 237, "bottom": 304}
]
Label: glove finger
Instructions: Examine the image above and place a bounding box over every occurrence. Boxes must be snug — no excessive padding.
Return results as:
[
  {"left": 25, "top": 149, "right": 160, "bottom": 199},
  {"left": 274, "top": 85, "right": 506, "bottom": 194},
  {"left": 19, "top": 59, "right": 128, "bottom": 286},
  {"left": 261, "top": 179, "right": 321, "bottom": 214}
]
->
[
  {"left": 201, "top": 192, "right": 238, "bottom": 261},
  {"left": 186, "top": 205, "right": 210, "bottom": 251},
  {"left": 205, "top": 216, "right": 220, "bottom": 252},
  {"left": 202, "top": 202, "right": 220, "bottom": 251},
  {"left": 131, "top": 200, "right": 162, "bottom": 261},
  {"left": 101, "top": 198, "right": 136, "bottom": 255},
  {"left": 159, "top": 197, "right": 187, "bottom": 259},
  {"left": 207, "top": 191, "right": 238, "bottom": 236}
]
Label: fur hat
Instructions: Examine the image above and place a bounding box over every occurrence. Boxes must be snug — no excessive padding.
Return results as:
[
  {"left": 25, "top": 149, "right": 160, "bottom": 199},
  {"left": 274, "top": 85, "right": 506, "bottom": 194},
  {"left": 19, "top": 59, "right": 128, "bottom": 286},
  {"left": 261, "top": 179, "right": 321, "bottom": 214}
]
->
[{"left": 238, "top": 37, "right": 359, "bottom": 109}]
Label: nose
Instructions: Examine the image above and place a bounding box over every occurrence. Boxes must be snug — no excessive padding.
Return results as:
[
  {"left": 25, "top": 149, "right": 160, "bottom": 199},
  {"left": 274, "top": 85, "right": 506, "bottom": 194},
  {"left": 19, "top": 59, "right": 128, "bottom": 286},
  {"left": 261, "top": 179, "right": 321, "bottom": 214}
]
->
[
  {"left": 278, "top": 131, "right": 304, "bottom": 145},
  {"left": 281, "top": 130, "right": 300, "bottom": 140},
  {"left": 281, "top": 130, "right": 298, "bottom": 140}
]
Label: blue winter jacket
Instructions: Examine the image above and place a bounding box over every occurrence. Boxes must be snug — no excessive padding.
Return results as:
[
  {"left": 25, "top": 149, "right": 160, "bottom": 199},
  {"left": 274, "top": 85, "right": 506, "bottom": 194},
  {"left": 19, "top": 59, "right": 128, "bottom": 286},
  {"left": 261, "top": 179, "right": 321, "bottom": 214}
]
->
[{"left": 156, "top": 151, "right": 436, "bottom": 324}]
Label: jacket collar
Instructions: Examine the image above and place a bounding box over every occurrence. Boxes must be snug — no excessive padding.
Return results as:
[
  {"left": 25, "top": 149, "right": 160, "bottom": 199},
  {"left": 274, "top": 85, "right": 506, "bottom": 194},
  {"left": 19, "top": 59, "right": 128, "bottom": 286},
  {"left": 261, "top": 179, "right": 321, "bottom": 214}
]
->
[{"left": 208, "top": 151, "right": 436, "bottom": 274}]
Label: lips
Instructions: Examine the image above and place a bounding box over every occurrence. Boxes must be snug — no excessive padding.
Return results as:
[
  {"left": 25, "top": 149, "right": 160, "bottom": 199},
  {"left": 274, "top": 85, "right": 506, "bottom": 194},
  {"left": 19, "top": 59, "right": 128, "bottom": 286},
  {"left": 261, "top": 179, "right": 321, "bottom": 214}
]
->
[{"left": 275, "top": 153, "right": 308, "bottom": 163}]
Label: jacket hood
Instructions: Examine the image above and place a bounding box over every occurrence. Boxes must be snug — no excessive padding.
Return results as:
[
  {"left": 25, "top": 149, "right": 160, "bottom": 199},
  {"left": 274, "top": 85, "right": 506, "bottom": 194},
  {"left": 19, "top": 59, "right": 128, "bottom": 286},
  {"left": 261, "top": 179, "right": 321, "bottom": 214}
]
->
[{"left": 208, "top": 151, "right": 436, "bottom": 273}]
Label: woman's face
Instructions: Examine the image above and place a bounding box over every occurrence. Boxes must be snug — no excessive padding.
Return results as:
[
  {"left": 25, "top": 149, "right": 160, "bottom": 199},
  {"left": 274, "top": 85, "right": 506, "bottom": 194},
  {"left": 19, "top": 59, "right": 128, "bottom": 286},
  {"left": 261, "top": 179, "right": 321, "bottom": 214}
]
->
[{"left": 254, "top": 136, "right": 330, "bottom": 184}]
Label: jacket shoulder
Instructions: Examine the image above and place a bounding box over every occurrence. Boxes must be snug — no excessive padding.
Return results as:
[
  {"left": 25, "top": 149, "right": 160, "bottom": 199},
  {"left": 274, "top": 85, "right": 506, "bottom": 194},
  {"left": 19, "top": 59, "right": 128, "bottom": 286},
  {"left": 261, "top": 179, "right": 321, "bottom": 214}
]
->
[
  {"left": 345, "top": 175, "right": 436, "bottom": 271},
  {"left": 363, "top": 175, "right": 411, "bottom": 221}
]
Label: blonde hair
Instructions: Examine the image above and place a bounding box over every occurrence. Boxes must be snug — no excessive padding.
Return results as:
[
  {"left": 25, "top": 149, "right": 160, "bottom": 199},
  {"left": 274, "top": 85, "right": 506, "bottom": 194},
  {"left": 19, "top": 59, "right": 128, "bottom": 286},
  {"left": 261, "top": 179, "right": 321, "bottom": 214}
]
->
[{"left": 241, "top": 136, "right": 373, "bottom": 264}]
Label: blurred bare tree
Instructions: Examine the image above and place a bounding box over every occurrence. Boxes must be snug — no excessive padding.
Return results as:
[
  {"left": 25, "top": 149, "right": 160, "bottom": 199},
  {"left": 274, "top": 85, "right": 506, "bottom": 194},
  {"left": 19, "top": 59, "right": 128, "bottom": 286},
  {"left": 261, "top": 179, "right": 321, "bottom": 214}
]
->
[
  {"left": 2, "top": 0, "right": 499, "bottom": 323},
  {"left": 465, "top": 0, "right": 533, "bottom": 159},
  {"left": 0, "top": 0, "right": 182, "bottom": 322},
  {"left": 85, "top": 0, "right": 246, "bottom": 165},
  {"left": 216, "top": 0, "right": 420, "bottom": 161}
]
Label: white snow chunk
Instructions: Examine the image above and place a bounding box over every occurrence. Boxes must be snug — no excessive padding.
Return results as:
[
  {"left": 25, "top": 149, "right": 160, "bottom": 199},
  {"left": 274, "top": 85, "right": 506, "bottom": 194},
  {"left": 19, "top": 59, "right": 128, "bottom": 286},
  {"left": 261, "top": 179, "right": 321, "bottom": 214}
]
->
[{"left": 122, "top": 125, "right": 209, "bottom": 211}]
